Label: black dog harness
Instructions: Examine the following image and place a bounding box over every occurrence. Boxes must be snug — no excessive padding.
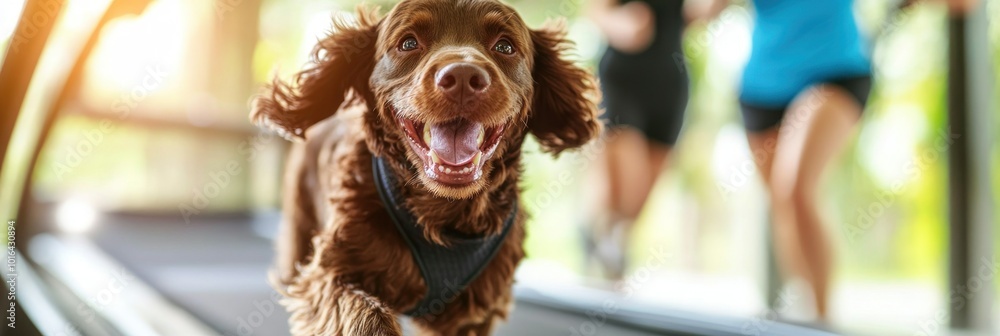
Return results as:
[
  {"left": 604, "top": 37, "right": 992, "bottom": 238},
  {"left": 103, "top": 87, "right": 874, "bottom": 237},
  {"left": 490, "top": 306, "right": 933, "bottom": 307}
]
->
[{"left": 371, "top": 156, "right": 516, "bottom": 317}]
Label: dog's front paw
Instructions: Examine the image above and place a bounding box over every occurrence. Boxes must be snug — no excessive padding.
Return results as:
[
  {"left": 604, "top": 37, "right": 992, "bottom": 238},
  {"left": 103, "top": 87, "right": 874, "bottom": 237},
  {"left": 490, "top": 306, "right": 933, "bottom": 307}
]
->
[
  {"left": 284, "top": 274, "right": 402, "bottom": 336},
  {"left": 343, "top": 313, "right": 402, "bottom": 336},
  {"left": 341, "top": 286, "right": 401, "bottom": 335}
]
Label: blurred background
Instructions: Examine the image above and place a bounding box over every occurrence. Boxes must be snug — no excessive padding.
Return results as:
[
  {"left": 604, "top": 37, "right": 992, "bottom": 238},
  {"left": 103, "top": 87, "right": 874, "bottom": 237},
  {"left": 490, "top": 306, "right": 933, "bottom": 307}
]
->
[{"left": 0, "top": 0, "right": 997, "bottom": 335}]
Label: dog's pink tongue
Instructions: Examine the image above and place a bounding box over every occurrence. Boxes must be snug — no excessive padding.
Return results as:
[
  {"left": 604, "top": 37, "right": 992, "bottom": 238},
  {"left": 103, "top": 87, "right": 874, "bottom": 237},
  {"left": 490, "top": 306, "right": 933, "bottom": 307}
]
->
[{"left": 429, "top": 120, "right": 482, "bottom": 165}]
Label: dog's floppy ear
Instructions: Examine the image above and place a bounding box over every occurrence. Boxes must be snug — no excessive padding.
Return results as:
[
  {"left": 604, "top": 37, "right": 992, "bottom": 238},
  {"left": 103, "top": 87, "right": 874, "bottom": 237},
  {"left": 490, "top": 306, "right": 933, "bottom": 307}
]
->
[
  {"left": 527, "top": 21, "right": 602, "bottom": 155},
  {"left": 252, "top": 7, "right": 380, "bottom": 140}
]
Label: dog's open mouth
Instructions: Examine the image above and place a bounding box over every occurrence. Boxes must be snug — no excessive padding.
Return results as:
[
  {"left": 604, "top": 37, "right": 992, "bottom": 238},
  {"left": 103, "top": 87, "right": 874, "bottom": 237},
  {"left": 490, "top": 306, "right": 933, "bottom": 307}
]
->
[{"left": 399, "top": 116, "right": 505, "bottom": 186}]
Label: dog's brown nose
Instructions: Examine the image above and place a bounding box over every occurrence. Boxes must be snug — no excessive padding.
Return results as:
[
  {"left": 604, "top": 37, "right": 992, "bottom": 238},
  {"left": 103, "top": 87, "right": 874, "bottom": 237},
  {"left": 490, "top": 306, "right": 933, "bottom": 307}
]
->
[{"left": 435, "top": 63, "right": 490, "bottom": 103}]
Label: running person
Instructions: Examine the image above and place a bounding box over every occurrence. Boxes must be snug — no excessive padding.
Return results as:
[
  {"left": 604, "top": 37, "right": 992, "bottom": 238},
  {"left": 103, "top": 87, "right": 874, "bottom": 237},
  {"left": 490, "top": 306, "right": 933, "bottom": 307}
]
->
[
  {"left": 586, "top": 0, "right": 689, "bottom": 279},
  {"left": 741, "top": 0, "right": 871, "bottom": 321},
  {"left": 695, "top": 0, "right": 873, "bottom": 321}
]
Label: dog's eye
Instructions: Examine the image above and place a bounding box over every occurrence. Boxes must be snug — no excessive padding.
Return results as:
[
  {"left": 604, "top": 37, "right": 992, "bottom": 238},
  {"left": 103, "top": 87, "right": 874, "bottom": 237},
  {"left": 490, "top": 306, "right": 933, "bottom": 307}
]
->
[
  {"left": 399, "top": 37, "right": 419, "bottom": 51},
  {"left": 493, "top": 39, "right": 515, "bottom": 55}
]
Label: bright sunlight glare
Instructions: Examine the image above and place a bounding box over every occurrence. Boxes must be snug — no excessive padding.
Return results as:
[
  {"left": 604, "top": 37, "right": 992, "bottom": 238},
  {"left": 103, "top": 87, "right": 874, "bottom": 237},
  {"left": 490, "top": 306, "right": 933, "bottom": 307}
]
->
[
  {"left": 87, "top": 0, "right": 185, "bottom": 91},
  {"left": 56, "top": 200, "right": 99, "bottom": 234},
  {"left": 0, "top": 1, "right": 26, "bottom": 41}
]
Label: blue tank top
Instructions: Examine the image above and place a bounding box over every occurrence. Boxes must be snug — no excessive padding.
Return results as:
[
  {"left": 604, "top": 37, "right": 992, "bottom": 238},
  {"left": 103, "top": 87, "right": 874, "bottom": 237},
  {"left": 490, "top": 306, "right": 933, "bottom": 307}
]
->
[{"left": 741, "top": 0, "right": 871, "bottom": 107}]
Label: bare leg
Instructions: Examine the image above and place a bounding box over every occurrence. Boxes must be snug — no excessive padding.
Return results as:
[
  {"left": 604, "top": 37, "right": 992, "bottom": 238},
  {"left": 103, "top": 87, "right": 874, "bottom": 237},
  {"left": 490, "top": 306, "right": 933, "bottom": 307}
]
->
[
  {"left": 604, "top": 129, "right": 670, "bottom": 221},
  {"left": 594, "top": 128, "right": 671, "bottom": 278},
  {"left": 762, "top": 85, "right": 862, "bottom": 320}
]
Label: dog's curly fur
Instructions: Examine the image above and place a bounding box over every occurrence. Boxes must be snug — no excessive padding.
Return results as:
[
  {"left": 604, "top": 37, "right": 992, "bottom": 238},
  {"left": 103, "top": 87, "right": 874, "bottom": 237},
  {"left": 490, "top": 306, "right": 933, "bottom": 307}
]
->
[{"left": 251, "top": 0, "right": 601, "bottom": 334}]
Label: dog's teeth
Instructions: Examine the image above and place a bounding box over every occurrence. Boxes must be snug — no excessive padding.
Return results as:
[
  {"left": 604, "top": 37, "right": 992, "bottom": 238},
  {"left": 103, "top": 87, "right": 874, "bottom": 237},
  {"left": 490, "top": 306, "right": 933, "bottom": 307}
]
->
[
  {"left": 476, "top": 128, "right": 485, "bottom": 146},
  {"left": 429, "top": 150, "right": 441, "bottom": 164},
  {"left": 438, "top": 166, "right": 445, "bottom": 172},
  {"left": 423, "top": 123, "right": 432, "bottom": 145},
  {"left": 472, "top": 151, "right": 482, "bottom": 167}
]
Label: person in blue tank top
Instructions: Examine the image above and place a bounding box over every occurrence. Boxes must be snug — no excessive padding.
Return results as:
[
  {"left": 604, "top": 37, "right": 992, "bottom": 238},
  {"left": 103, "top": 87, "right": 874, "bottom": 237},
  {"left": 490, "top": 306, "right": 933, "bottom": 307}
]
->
[
  {"left": 745, "top": 0, "right": 872, "bottom": 322},
  {"left": 741, "top": 0, "right": 873, "bottom": 118},
  {"left": 698, "top": 0, "right": 873, "bottom": 323},
  {"left": 692, "top": 0, "right": 979, "bottom": 323}
]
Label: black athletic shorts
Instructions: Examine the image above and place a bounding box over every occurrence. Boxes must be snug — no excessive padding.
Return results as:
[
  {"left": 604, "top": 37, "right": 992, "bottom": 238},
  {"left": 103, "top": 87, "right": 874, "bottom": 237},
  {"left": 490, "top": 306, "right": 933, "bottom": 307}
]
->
[
  {"left": 598, "top": 42, "right": 690, "bottom": 146},
  {"left": 597, "top": 0, "right": 688, "bottom": 146},
  {"left": 740, "top": 75, "right": 872, "bottom": 133}
]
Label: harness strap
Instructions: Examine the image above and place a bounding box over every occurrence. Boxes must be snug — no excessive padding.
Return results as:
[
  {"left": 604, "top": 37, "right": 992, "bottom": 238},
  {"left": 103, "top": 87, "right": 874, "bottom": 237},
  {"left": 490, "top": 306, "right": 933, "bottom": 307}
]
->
[{"left": 371, "top": 156, "right": 516, "bottom": 317}]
